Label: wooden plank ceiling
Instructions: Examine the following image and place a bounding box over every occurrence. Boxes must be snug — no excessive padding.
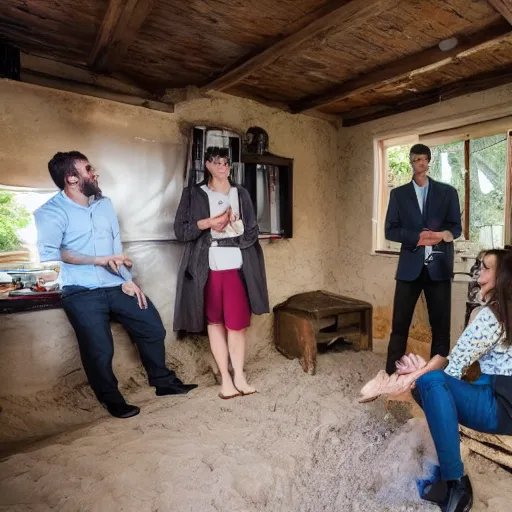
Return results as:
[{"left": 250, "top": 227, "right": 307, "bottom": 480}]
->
[{"left": 1, "top": 0, "right": 512, "bottom": 125}]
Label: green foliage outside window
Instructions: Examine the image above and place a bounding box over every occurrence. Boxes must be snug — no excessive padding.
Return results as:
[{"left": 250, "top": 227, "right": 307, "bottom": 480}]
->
[
  {"left": 387, "top": 146, "right": 412, "bottom": 188},
  {"left": 0, "top": 191, "right": 31, "bottom": 252}
]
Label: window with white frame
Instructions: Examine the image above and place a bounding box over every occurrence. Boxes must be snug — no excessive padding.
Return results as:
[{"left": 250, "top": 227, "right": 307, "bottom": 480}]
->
[
  {"left": 0, "top": 186, "right": 63, "bottom": 308},
  {"left": 375, "top": 127, "right": 512, "bottom": 254},
  {"left": 0, "top": 185, "right": 58, "bottom": 267}
]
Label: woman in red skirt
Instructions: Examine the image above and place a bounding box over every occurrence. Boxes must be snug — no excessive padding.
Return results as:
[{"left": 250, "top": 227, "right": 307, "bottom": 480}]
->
[{"left": 174, "top": 147, "right": 269, "bottom": 399}]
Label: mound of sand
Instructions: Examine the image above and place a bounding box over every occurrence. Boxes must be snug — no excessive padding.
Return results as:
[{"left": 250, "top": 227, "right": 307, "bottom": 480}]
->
[{"left": 0, "top": 349, "right": 510, "bottom": 511}]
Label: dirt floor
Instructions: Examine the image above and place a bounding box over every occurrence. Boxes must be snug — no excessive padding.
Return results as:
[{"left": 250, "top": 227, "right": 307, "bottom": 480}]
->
[{"left": 1, "top": 347, "right": 510, "bottom": 511}]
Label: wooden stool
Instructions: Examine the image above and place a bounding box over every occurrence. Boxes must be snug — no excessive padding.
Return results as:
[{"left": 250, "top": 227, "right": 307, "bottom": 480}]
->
[{"left": 273, "top": 290, "right": 372, "bottom": 374}]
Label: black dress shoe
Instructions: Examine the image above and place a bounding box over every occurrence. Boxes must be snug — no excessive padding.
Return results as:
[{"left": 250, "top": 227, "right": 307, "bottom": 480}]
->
[
  {"left": 156, "top": 383, "right": 198, "bottom": 396},
  {"left": 445, "top": 475, "right": 473, "bottom": 512},
  {"left": 103, "top": 401, "right": 140, "bottom": 419}
]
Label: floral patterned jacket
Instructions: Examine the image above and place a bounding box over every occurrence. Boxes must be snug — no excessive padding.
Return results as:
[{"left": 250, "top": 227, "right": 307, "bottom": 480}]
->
[{"left": 445, "top": 306, "right": 512, "bottom": 378}]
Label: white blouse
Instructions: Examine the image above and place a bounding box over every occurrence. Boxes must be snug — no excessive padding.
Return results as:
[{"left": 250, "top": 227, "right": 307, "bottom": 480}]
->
[{"left": 201, "top": 185, "right": 243, "bottom": 271}]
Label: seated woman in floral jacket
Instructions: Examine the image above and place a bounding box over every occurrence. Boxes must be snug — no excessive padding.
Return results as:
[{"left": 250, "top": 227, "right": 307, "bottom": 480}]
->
[{"left": 359, "top": 249, "right": 512, "bottom": 512}]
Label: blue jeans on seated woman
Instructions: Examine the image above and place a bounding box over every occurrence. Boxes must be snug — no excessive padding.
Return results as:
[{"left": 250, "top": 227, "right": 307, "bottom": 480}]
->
[{"left": 413, "top": 370, "right": 499, "bottom": 481}]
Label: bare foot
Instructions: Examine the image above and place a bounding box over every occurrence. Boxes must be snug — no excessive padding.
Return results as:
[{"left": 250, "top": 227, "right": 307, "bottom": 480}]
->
[
  {"left": 233, "top": 374, "right": 257, "bottom": 395},
  {"left": 220, "top": 377, "right": 240, "bottom": 398}
]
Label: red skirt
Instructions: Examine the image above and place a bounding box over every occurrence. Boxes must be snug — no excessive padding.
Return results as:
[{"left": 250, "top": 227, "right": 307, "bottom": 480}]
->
[{"left": 204, "top": 269, "right": 251, "bottom": 331}]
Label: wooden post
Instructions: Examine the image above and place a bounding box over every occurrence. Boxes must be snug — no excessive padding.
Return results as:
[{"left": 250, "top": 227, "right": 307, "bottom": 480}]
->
[
  {"left": 464, "top": 139, "right": 470, "bottom": 240},
  {"left": 360, "top": 308, "right": 373, "bottom": 352},
  {"left": 505, "top": 130, "right": 512, "bottom": 244}
]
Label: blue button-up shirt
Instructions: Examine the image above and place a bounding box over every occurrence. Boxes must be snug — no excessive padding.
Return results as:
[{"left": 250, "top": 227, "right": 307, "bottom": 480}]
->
[{"left": 34, "top": 191, "right": 131, "bottom": 289}]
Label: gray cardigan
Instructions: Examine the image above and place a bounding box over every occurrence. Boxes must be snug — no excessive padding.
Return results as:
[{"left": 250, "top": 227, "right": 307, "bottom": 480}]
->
[{"left": 173, "top": 184, "right": 269, "bottom": 334}]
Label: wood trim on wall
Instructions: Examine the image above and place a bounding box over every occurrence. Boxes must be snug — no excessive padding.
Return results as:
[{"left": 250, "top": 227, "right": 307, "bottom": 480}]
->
[
  {"left": 374, "top": 140, "right": 388, "bottom": 252},
  {"left": 505, "top": 130, "right": 512, "bottom": 244},
  {"left": 420, "top": 116, "right": 512, "bottom": 146},
  {"left": 464, "top": 139, "right": 470, "bottom": 240},
  {"left": 372, "top": 98, "right": 512, "bottom": 140},
  {"left": 18, "top": 73, "right": 174, "bottom": 113}
]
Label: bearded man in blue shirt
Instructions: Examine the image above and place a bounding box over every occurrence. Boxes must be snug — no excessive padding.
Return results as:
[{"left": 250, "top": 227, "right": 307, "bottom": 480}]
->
[{"left": 35, "top": 151, "right": 197, "bottom": 419}]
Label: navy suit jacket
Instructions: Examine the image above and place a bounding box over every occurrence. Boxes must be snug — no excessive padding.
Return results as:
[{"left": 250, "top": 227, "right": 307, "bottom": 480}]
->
[{"left": 385, "top": 178, "right": 462, "bottom": 281}]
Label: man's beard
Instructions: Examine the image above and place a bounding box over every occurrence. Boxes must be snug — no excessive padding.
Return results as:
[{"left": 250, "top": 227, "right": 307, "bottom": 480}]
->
[{"left": 80, "top": 178, "right": 102, "bottom": 199}]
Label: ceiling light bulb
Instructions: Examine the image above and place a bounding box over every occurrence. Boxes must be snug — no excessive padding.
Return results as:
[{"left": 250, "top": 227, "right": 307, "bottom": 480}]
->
[{"left": 438, "top": 37, "right": 458, "bottom": 51}]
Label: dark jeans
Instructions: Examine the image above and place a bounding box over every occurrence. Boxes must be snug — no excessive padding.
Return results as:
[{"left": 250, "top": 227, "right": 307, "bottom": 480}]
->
[
  {"left": 386, "top": 266, "right": 451, "bottom": 375},
  {"left": 62, "top": 285, "right": 178, "bottom": 404},
  {"left": 413, "top": 371, "right": 499, "bottom": 480}
]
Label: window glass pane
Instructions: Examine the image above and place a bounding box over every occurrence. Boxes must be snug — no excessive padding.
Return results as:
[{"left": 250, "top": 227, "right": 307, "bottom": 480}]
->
[
  {"left": 384, "top": 145, "right": 411, "bottom": 251},
  {"left": 0, "top": 187, "right": 58, "bottom": 267},
  {"left": 387, "top": 145, "right": 412, "bottom": 189},
  {"left": 469, "top": 134, "right": 507, "bottom": 249},
  {"left": 429, "top": 141, "right": 465, "bottom": 211},
  {"left": 254, "top": 165, "right": 282, "bottom": 236}
]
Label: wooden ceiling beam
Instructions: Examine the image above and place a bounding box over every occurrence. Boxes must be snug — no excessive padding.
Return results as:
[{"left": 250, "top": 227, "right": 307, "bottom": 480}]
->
[
  {"left": 21, "top": 71, "right": 174, "bottom": 113},
  {"left": 89, "top": 0, "right": 154, "bottom": 72},
  {"left": 341, "top": 67, "right": 512, "bottom": 126},
  {"left": 487, "top": 0, "right": 512, "bottom": 25},
  {"left": 20, "top": 53, "right": 173, "bottom": 113},
  {"left": 201, "top": 0, "right": 400, "bottom": 92},
  {"left": 292, "top": 22, "right": 512, "bottom": 113},
  {"left": 22, "top": 53, "right": 152, "bottom": 97}
]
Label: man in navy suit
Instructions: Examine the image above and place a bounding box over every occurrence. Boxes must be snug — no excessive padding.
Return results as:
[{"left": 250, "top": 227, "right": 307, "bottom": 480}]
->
[{"left": 385, "top": 144, "right": 462, "bottom": 375}]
